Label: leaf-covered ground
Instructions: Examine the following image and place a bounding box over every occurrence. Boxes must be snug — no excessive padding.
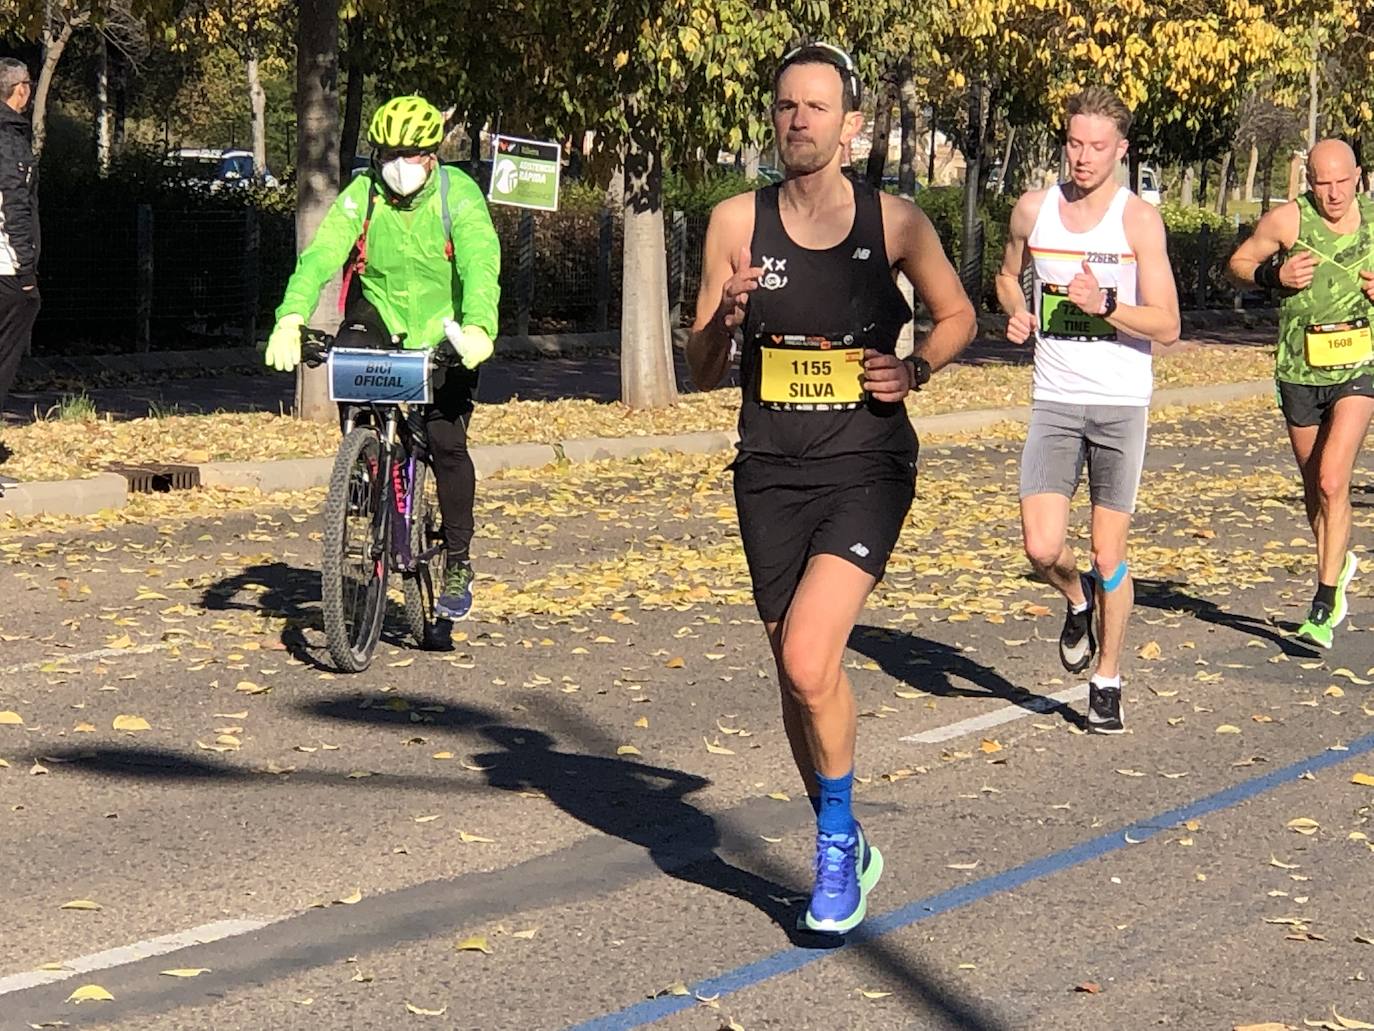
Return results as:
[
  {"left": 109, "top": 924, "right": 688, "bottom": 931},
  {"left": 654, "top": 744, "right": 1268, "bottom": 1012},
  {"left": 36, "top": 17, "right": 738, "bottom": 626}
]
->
[{"left": 0, "top": 344, "right": 1274, "bottom": 482}]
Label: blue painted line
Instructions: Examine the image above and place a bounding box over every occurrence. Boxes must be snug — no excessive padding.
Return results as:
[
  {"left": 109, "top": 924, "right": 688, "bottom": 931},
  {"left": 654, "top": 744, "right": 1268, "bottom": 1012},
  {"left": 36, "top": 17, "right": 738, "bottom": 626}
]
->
[{"left": 567, "top": 730, "right": 1374, "bottom": 1031}]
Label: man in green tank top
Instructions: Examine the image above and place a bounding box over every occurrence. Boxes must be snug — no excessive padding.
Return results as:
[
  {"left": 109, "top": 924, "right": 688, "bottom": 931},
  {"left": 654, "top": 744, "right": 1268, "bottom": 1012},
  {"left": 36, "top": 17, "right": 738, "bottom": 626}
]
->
[{"left": 1228, "top": 139, "right": 1374, "bottom": 649}]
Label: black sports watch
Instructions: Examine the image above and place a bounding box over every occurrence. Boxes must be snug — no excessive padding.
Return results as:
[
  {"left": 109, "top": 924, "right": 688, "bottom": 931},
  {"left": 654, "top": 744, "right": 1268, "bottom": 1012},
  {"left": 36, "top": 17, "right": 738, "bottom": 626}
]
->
[
  {"left": 904, "top": 355, "right": 932, "bottom": 391},
  {"left": 1098, "top": 290, "right": 1118, "bottom": 318}
]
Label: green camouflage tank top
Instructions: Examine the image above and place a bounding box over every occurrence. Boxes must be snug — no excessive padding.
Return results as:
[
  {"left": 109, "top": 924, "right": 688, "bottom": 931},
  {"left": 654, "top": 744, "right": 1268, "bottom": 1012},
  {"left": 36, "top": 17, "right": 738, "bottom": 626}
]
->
[{"left": 1276, "top": 193, "right": 1374, "bottom": 385}]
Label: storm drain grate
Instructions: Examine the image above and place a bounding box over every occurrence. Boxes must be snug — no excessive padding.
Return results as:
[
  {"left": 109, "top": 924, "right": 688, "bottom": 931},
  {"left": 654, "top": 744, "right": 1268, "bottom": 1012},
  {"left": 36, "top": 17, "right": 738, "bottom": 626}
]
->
[{"left": 106, "top": 463, "right": 202, "bottom": 494}]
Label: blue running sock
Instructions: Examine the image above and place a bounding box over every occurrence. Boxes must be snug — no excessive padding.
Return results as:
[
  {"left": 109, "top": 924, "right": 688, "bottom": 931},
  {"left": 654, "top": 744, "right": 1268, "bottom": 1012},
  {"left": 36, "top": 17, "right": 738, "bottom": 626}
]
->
[{"left": 815, "top": 769, "right": 856, "bottom": 836}]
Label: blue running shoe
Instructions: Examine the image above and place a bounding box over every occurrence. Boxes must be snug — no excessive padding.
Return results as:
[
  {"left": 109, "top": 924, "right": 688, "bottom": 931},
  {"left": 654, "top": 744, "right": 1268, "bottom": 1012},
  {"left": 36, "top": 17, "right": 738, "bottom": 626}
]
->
[
  {"left": 803, "top": 823, "right": 883, "bottom": 934},
  {"left": 435, "top": 563, "right": 474, "bottom": 622}
]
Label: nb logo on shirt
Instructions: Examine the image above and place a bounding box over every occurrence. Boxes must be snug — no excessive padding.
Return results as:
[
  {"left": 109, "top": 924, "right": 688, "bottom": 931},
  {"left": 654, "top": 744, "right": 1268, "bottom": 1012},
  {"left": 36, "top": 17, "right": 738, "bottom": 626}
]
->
[
  {"left": 851, "top": 247, "right": 871, "bottom": 261},
  {"left": 759, "top": 256, "right": 788, "bottom": 291}
]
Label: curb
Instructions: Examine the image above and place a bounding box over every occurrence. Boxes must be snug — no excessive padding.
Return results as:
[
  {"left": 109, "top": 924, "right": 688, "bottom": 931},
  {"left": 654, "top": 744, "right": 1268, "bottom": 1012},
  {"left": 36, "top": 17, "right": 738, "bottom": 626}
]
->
[
  {"left": 0, "top": 473, "right": 128, "bottom": 517},
  {"left": 0, "top": 379, "right": 1276, "bottom": 519}
]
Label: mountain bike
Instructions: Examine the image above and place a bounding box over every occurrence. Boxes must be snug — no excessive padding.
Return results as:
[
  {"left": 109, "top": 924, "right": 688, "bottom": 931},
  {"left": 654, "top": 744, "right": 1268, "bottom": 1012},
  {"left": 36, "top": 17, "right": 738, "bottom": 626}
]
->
[{"left": 302, "top": 329, "right": 451, "bottom": 672}]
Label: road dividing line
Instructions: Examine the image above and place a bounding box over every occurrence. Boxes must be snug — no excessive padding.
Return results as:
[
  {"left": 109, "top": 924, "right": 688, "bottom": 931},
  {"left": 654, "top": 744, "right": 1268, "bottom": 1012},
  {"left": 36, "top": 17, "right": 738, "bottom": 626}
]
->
[
  {"left": 0, "top": 917, "right": 279, "bottom": 996},
  {"left": 3, "top": 642, "right": 172, "bottom": 675},
  {"left": 899, "top": 684, "right": 1088, "bottom": 744}
]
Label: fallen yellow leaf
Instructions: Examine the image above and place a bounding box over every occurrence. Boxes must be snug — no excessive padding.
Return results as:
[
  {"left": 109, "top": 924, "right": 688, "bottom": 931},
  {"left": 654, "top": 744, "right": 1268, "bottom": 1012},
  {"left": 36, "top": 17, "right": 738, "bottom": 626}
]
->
[
  {"left": 1287, "top": 818, "right": 1320, "bottom": 835},
  {"left": 112, "top": 715, "right": 151, "bottom": 732},
  {"left": 455, "top": 935, "right": 492, "bottom": 954},
  {"left": 404, "top": 1001, "right": 448, "bottom": 1016},
  {"left": 60, "top": 899, "right": 101, "bottom": 911},
  {"left": 1352, "top": 773, "right": 1374, "bottom": 787},
  {"left": 66, "top": 984, "right": 114, "bottom": 1003},
  {"left": 160, "top": 968, "right": 210, "bottom": 978},
  {"left": 616, "top": 744, "right": 642, "bottom": 756},
  {"left": 0, "top": 711, "right": 24, "bottom": 726},
  {"left": 704, "top": 737, "right": 735, "bottom": 756}
]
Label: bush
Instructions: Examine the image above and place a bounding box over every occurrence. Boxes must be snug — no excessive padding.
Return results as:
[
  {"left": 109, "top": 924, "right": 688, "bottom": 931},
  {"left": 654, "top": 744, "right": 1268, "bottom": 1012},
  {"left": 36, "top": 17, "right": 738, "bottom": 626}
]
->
[
  {"left": 1160, "top": 202, "right": 1235, "bottom": 234},
  {"left": 915, "top": 186, "right": 1016, "bottom": 308},
  {"left": 662, "top": 169, "right": 759, "bottom": 216}
]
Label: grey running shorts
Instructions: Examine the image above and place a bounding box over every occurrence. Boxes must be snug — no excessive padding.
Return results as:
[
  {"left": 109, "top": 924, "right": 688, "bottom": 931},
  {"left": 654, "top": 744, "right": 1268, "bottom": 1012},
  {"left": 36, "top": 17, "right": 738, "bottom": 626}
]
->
[{"left": 1019, "top": 401, "right": 1148, "bottom": 514}]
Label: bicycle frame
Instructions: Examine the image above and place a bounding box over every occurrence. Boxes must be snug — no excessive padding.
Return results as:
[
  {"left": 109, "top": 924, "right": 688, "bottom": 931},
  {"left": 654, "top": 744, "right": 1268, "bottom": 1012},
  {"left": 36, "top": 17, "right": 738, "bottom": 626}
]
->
[{"left": 341, "top": 401, "right": 444, "bottom": 577}]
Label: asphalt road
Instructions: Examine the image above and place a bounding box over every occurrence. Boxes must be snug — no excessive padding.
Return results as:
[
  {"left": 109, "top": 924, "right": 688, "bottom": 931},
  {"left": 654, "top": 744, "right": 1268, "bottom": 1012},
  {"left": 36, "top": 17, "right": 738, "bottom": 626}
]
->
[{"left": 1, "top": 394, "right": 1372, "bottom": 1031}]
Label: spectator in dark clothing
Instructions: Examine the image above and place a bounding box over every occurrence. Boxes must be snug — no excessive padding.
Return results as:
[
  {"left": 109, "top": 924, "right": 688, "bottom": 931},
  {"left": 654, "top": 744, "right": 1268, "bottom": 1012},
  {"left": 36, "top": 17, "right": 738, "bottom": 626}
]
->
[{"left": 0, "top": 58, "right": 38, "bottom": 431}]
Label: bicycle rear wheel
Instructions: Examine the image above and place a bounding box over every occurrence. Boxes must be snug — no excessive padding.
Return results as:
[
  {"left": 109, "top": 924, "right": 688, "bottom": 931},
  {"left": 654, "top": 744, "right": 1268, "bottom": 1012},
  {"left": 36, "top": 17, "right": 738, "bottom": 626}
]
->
[
  {"left": 321, "top": 427, "right": 389, "bottom": 672},
  {"left": 402, "top": 458, "right": 446, "bottom": 647}
]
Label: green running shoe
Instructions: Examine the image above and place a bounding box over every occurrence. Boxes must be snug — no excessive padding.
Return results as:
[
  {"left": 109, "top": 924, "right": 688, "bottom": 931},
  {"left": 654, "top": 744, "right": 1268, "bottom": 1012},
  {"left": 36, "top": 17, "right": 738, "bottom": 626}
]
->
[
  {"left": 1297, "top": 601, "right": 1335, "bottom": 650},
  {"left": 1332, "top": 551, "right": 1358, "bottom": 627}
]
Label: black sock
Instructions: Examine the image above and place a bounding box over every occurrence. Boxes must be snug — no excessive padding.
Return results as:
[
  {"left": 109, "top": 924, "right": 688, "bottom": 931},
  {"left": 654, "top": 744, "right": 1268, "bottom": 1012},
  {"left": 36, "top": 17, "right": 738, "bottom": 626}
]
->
[{"left": 1315, "top": 583, "right": 1337, "bottom": 609}]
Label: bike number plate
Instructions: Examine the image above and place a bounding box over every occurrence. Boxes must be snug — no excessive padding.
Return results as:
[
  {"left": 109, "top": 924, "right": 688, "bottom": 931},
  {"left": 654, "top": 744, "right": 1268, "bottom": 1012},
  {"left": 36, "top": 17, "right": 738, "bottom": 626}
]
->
[{"left": 328, "top": 348, "right": 433, "bottom": 405}]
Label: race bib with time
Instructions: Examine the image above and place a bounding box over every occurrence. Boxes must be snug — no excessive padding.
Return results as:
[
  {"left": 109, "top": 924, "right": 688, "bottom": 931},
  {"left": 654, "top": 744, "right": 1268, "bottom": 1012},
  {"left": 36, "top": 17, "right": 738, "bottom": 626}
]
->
[
  {"left": 758, "top": 334, "right": 865, "bottom": 410},
  {"left": 1305, "top": 318, "right": 1373, "bottom": 369},
  {"left": 1039, "top": 283, "right": 1117, "bottom": 341}
]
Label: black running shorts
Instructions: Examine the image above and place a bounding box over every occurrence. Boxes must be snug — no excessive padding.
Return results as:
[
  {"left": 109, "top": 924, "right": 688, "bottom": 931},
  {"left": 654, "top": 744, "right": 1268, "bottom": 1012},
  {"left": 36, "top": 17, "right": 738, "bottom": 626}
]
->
[
  {"left": 732, "top": 452, "right": 916, "bottom": 624},
  {"left": 1277, "top": 375, "right": 1374, "bottom": 428}
]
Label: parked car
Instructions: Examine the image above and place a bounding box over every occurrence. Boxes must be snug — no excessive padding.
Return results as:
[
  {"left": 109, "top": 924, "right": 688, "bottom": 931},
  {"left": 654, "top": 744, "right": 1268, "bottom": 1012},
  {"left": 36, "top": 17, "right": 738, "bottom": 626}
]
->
[
  {"left": 168, "top": 147, "right": 279, "bottom": 190},
  {"left": 1139, "top": 165, "right": 1162, "bottom": 206}
]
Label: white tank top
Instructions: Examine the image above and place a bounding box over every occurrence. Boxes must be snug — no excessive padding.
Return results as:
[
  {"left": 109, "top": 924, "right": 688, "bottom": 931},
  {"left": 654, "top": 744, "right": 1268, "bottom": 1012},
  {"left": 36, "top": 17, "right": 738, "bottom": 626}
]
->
[{"left": 1028, "top": 184, "right": 1151, "bottom": 406}]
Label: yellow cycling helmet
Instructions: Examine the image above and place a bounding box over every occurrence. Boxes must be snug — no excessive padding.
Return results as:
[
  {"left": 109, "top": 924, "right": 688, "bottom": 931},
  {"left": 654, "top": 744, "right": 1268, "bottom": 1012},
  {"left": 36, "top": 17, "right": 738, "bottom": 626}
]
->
[{"left": 367, "top": 95, "right": 445, "bottom": 150}]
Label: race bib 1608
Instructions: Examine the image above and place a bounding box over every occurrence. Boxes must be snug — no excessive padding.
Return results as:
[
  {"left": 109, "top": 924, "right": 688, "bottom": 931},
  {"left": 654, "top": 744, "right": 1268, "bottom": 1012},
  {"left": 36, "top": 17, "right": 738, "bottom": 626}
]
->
[{"left": 1305, "top": 318, "right": 1374, "bottom": 369}]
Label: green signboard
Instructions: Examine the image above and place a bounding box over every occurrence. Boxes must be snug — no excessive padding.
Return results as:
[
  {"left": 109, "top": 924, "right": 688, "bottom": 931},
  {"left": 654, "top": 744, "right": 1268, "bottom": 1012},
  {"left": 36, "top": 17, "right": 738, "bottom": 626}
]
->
[{"left": 487, "top": 135, "right": 561, "bottom": 212}]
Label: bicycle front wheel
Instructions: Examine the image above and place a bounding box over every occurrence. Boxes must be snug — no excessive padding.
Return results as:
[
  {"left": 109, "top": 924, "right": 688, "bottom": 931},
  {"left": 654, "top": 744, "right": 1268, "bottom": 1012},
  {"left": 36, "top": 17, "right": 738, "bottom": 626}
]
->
[{"left": 321, "top": 427, "right": 388, "bottom": 672}]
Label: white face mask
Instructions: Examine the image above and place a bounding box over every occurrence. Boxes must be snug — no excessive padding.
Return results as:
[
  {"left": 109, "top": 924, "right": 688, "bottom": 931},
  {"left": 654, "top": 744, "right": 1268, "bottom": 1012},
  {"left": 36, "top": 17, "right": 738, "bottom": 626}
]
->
[{"left": 381, "top": 157, "right": 429, "bottom": 196}]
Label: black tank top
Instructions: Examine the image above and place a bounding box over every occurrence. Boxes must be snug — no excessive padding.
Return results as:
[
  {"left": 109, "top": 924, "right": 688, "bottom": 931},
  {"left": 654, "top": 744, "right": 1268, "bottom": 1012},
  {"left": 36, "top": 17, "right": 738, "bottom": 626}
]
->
[{"left": 738, "top": 179, "right": 916, "bottom": 461}]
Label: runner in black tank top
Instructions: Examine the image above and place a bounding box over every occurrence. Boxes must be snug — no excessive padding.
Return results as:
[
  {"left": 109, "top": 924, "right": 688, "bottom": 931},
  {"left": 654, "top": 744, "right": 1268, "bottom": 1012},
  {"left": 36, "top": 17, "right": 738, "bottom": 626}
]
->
[
  {"left": 739, "top": 178, "right": 917, "bottom": 461},
  {"left": 685, "top": 43, "right": 976, "bottom": 936}
]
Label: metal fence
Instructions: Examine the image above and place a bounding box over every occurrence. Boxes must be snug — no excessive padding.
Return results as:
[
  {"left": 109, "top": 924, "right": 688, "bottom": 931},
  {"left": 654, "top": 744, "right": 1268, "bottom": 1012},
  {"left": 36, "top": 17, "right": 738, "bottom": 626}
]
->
[{"left": 30, "top": 204, "right": 1251, "bottom": 354}]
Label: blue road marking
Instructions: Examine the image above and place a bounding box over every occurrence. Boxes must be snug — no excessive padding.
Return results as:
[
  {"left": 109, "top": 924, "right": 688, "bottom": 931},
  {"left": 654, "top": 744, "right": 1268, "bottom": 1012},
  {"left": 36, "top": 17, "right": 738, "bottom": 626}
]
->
[{"left": 567, "top": 730, "right": 1374, "bottom": 1030}]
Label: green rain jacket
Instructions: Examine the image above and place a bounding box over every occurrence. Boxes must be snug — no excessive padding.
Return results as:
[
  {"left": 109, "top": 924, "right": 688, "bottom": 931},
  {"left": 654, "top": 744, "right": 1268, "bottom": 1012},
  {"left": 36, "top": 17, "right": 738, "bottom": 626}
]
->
[{"left": 276, "top": 165, "right": 500, "bottom": 349}]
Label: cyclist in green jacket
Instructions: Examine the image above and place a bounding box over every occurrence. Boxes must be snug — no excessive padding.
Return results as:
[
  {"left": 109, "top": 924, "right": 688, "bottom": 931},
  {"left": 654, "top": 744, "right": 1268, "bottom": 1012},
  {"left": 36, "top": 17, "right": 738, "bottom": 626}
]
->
[{"left": 265, "top": 95, "right": 501, "bottom": 621}]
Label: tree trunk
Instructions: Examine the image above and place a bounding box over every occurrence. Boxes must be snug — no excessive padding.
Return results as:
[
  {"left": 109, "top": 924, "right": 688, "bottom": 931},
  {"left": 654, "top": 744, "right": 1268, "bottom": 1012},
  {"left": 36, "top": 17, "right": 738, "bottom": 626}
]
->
[
  {"left": 1128, "top": 149, "right": 1142, "bottom": 194},
  {"left": 865, "top": 77, "right": 893, "bottom": 187},
  {"left": 897, "top": 63, "right": 919, "bottom": 196},
  {"left": 1216, "top": 150, "right": 1233, "bottom": 215},
  {"left": 247, "top": 49, "right": 267, "bottom": 179},
  {"left": 95, "top": 36, "right": 111, "bottom": 174},
  {"left": 338, "top": 12, "right": 365, "bottom": 188},
  {"left": 1244, "top": 142, "right": 1259, "bottom": 201},
  {"left": 619, "top": 93, "right": 677, "bottom": 410},
  {"left": 1198, "top": 159, "right": 1210, "bottom": 208},
  {"left": 1180, "top": 164, "right": 1195, "bottom": 206},
  {"left": 294, "top": 0, "right": 342, "bottom": 422},
  {"left": 960, "top": 83, "right": 985, "bottom": 310},
  {"left": 467, "top": 115, "right": 484, "bottom": 173},
  {"left": 996, "top": 124, "right": 1016, "bottom": 192},
  {"left": 111, "top": 47, "right": 127, "bottom": 158},
  {"left": 1260, "top": 140, "right": 1279, "bottom": 214},
  {"left": 33, "top": 17, "right": 80, "bottom": 157}
]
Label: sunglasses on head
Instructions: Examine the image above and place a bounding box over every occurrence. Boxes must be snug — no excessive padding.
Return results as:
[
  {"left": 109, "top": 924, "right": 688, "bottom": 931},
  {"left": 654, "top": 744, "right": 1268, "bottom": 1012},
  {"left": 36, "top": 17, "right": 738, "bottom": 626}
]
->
[{"left": 778, "top": 41, "right": 862, "bottom": 107}]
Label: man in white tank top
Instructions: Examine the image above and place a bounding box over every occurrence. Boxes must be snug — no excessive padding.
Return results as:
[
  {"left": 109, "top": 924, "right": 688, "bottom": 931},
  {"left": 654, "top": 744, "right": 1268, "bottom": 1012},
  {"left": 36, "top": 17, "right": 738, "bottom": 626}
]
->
[{"left": 995, "top": 87, "right": 1180, "bottom": 733}]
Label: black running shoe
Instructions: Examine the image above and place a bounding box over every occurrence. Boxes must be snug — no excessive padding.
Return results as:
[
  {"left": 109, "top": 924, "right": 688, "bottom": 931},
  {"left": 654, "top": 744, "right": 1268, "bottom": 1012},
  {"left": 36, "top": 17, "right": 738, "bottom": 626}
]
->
[
  {"left": 1087, "top": 682, "right": 1125, "bottom": 734},
  {"left": 1059, "top": 572, "right": 1096, "bottom": 673}
]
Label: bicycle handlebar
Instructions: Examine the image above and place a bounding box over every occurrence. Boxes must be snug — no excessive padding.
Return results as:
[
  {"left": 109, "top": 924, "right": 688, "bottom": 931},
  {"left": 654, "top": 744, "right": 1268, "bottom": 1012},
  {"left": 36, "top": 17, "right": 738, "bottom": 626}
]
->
[{"left": 298, "top": 326, "right": 460, "bottom": 370}]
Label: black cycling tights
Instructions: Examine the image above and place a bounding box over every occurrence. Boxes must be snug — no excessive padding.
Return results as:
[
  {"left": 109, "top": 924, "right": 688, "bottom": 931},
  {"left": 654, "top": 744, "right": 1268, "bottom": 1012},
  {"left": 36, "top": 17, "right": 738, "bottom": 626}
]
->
[{"left": 335, "top": 299, "right": 479, "bottom": 566}]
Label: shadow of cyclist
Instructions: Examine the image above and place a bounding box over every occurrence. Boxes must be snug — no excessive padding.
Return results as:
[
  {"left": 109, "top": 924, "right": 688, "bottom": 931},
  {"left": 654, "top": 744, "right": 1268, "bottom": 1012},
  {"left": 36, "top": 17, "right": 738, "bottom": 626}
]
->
[{"left": 200, "top": 561, "right": 427, "bottom": 671}]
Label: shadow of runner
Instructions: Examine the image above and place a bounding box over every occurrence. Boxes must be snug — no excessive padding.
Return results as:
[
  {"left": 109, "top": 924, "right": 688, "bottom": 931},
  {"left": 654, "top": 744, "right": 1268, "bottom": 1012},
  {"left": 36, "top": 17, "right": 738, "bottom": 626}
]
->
[
  {"left": 848, "top": 624, "right": 1085, "bottom": 728},
  {"left": 36, "top": 693, "right": 1017, "bottom": 1030},
  {"left": 1133, "top": 577, "right": 1317, "bottom": 658}
]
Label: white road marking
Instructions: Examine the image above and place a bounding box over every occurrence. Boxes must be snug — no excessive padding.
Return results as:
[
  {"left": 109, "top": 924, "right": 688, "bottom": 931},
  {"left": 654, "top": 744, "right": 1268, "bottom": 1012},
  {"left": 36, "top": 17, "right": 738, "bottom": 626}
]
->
[
  {"left": 0, "top": 917, "right": 280, "bottom": 996},
  {"left": 899, "top": 684, "right": 1089, "bottom": 744},
  {"left": 3, "top": 642, "right": 171, "bottom": 675}
]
